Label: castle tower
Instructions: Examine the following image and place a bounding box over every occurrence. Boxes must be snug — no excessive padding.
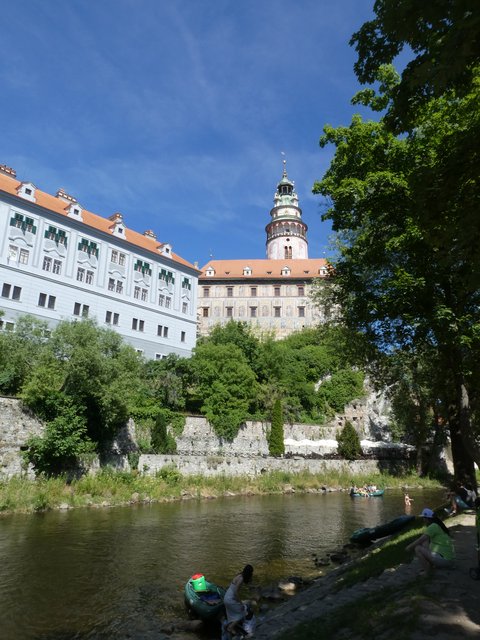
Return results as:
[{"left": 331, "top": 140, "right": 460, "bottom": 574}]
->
[{"left": 265, "top": 160, "right": 308, "bottom": 260}]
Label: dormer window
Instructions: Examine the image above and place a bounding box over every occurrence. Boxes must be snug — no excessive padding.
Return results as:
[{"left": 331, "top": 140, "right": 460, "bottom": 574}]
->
[
  {"left": 281, "top": 266, "right": 291, "bottom": 276},
  {"left": 109, "top": 213, "right": 126, "bottom": 238},
  {"left": 159, "top": 243, "right": 172, "bottom": 257},
  {"left": 66, "top": 202, "right": 84, "bottom": 220},
  {"left": 243, "top": 266, "right": 252, "bottom": 276},
  {"left": 205, "top": 267, "right": 215, "bottom": 277},
  {"left": 17, "top": 182, "right": 36, "bottom": 202}
]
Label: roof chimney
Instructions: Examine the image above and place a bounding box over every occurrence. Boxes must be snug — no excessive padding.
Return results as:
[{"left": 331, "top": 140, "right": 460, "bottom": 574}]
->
[
  {"left": 143, "top": 229, "right": 157, "bottom": 240},
  {"left": 0, "top": 164, "right": 17, "bottom": 178},
  {"left": 108, "top": 212, "right": 124, "bottom": 222},
  {"left": 56, "top": 188, "right": 77, "bottom": 203}
]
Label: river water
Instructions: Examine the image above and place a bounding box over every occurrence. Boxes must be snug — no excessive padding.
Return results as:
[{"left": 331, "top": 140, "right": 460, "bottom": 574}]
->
[{"left": 0, "top": 487, "right": 445, "bottom": 640}]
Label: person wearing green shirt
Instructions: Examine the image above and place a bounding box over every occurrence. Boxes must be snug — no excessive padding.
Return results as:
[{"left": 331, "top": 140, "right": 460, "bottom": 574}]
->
[{"left": 406, "top": 508, "right": 455, "bottom": 575}]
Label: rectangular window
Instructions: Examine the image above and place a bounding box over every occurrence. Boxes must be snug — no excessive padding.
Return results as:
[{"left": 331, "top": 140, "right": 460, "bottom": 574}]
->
[
  {"left": 86, "top": 270, "right": 94, "bottom": 285},
  {"left": 298, "top": 306, "right": 305, "bottom": 318},
  {"left": 181, "top": 331, "right": 186, "bottom": 342},
  {"left": 118, "top": 253, "right": 126, "bottom": 266},
  {"left": 47, "top": 295, "right": 56, "bottom": 310},
  {"left": 1, "top": 283, "right": 11, "bottom": 298},
  {"left": 165, "top": 296, "right": 171, "bottom": 309},
  {"left": 202, "top": 307, "right": 209, "bottom": 317},
  {"left": 158, "top": 293, "right": 165, "bottom": 306},
  {"left": 227, "top": 287, "right": 233, "bottom": 298},
  {"left": 274, "top": 306, "right": 281, "bottom": 317},
  {"left": 163, "top": 326, "right": 168, "bottom": 338},
  {"left": 78, "top": 239, "right": 99, "bottom": 258},
  {"left": 297, "top": 286, "right": 305, "bottom": 296},
  {"left": 52, "top": 260, "right": 62, "bottom": 275},
  {"left": 42, "top": 256, "right": 52, "bottom": 272},
  {"left": 19, "top": 249, "right": 29, "bottom": 264},
  {"left": 44, "top": 226, "right": 67, "bottom": 247},
  {"left": 226, "top": 307, "right": 233, "bottom": 318},
  {"left": 12, "top": 286, "right": 21, "bottom": 300},
  {"left": 81, "top": 305, "right": 89, "bottom": 318},
  {"left": 73, "top": 302, "right": 81, "bottom": 316},
  {"left": 108, "top": 278, "right": 115, "bottom": 291},
  {"left": 203, "top": 287, "right": 210, "bottom": 297},
  {"left": 111, "top": 250, "right": 118, "bottom": 263},
  {"left": 250, "top": 287, "right": 257, "bottom": 297},
  {"left": 250, "top": 306, "right": 257, "bottom": 318},
  {"left": 134, "top": 260, "right": 152, "bottom": 276},
  {"left": 106, "top": 310, "right": 119, "bottom": 325},
  {"left": 134, "top": 286, "right": 140, "bottom": 299},
  {"left": 274, "top": 286, "right": 281, "bottom": 297},
  {"left": 8, "top": 245, "right": 18, "bottom": 261},
  {"left": 182, "top": 277, "right": 191, "bottom": 290},
  {"left": 141, "top": 288, "right": 148, "bottom": 302},
  {"left": 159, "top": 268, "right": 174, "bottom": 284},
  {"left": 38, "top": 293, "right": 47, "bottom": 307},
  {"left": 157, "top": 324, "right": 163, "bottom": 336},
  {"left": 132, "top": 318, "right": 144, "bottom": 332},
  {"left": 73, "top": 302, "right": 88, "bottom": 318},
  {"left": 9, "top": 213, "right": 37, "bottom": 234},
  {"left": 116, "top": 281, "right": 123, "bottom": 294},
  {"left": 77, "top": 268, "right": 85, "bottom": 282},
  {"left": 182, "top": 302, "right": 188, "bottom": 313}
]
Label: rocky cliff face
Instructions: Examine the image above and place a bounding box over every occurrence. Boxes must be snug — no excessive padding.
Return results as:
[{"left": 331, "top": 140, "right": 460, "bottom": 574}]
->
[{"left": 0, "top": 397, "right": 43, "bottom": 478}]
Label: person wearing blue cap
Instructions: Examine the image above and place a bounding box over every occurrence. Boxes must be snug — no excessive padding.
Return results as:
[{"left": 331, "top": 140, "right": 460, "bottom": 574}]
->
[{"left": 405, "top": 508, "right": 455, "bottom": 575}]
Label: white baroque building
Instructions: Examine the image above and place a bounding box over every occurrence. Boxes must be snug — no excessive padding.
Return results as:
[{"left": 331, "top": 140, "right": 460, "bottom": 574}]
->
[
  {"left": 0, "top": 164, "right": 199, "bottom": 360},
  {"left": 197, "top": 163, "right": 330, "bottom": 338}
]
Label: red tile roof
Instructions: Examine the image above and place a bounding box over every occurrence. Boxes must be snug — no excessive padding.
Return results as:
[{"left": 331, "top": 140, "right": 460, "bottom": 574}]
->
[
  {"left": 0, "top": 170, "right": 197, "bottom": 271},
  {"left": 199, "top": 258, "right": 329, "bottom": 280}
]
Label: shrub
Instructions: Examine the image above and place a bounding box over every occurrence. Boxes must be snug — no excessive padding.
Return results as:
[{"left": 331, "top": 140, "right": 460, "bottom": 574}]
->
[
  {"left": 151, "top": 410, "right": 177, "bottom": 454},
  {"left": 336, "top": 420, "right": 362, "bottom": 460},
  {"left": 268, "top": 399, "right": 285, "bottom": 457}
]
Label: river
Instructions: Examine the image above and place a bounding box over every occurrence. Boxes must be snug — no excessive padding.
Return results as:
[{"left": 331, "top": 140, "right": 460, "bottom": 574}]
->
[{"left": 0, "top": 487, "right": 445, "bottom": 639}]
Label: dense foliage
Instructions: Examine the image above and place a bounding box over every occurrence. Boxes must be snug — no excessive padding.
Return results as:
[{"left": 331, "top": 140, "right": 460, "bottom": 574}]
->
[
  {"left": 0, "top": 317, "right": 366, "bottom": 474},
  {"left": 313, "top": 1, "right": 480, "bottom": 484}
]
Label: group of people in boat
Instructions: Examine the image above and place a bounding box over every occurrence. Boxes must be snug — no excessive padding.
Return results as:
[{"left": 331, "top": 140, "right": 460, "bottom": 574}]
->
[{"left": 349, "top": 483, "right": 378, "bottom": 496}]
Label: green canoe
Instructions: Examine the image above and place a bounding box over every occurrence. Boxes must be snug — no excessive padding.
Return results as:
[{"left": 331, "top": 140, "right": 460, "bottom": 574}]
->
[{"left": 184, "top": 577, "right": 226, "bottom": 621}]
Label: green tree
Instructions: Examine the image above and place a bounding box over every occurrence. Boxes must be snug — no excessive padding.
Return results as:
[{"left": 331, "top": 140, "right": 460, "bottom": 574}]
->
[
  {"left": 21, "top": 320, "right": 145, "bottom": 469},
  {"left": 268, "top": 398, "right": 285, "bottom": 456},
  {"left": 190, "top": 342, "right": 259, "bottom": 439},
  {"left": 312, "top": 66, "right": 480, "bottom": 485},
  {"left": 0, "top": 315, "right": 49, "bottom": 395},
  {"left": 336, "top": 420, "right": 362, "bottom": 460},
  {"left": 351, "top": 0, "right": 480, "bottom": 132},
  {"left": 24, "top": 403, "right": 95, "bottom": 476}
]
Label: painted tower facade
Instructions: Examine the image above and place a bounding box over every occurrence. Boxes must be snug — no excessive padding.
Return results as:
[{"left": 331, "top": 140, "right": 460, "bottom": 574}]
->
[{"left": 265, "top": 161, "right": 308, "bottom": 260}]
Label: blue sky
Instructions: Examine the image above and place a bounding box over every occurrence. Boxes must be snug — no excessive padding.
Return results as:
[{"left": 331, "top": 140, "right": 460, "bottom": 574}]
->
[{"left": 1, "top": 0, "right": 376, "bottom": 268}]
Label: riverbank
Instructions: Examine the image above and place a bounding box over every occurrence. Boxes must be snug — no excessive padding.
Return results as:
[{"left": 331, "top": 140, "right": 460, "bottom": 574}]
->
[
  {"left": 0, "top": 469, "right": 443, "bottom": 515},
  {"left": 253, "top": 510, "right": 480, "bottom": 639}
]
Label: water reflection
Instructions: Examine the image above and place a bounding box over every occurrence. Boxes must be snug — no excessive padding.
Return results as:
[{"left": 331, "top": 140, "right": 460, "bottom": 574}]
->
[{"left": 0, "top": 488, "right": 444, "bottom": 639}]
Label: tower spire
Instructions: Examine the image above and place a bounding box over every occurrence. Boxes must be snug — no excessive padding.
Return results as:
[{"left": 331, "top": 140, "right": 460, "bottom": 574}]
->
[{"left": 265, "top": 161, "right": 308, "bottom": 260}]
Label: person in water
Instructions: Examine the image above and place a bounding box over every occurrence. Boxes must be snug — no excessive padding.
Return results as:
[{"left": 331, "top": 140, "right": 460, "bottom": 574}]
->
[
  {"left": 224, "top": 564, "right": 254, "bottom": 637},
  {"left": 406, "top": 508, "right": 455, "bottom": 575}
]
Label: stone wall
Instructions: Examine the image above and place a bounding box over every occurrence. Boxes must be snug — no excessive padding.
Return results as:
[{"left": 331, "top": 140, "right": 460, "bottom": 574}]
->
[
  {"left": 0, "top": 397, "right": 44, "bottom": 478},
  {"left": 0, "top": 395, "right": 412, "bottom": 479},
  {"left": 139, "top": 453, "right": 411, "bottom": 478}
]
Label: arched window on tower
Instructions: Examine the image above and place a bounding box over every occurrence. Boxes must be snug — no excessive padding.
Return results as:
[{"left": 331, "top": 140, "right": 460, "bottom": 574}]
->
[{"left": 284, "top": 246, "right": 292, "bottom": 259}]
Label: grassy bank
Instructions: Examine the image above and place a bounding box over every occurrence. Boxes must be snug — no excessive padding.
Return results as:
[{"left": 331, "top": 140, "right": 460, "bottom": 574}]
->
[{"left": 0, "top": 468, "right": 444, "bottom": 514}]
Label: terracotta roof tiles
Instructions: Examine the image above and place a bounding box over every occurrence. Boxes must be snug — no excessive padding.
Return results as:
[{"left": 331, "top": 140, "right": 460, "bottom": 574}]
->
[
  {"left": 0, "top": 170, "right": 197, "bottom": 271},
  {"left": 199, "top": 258, "right": 329, "bottom": 280}
]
